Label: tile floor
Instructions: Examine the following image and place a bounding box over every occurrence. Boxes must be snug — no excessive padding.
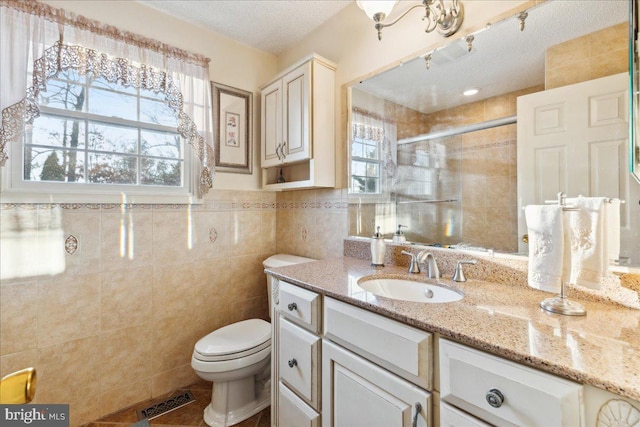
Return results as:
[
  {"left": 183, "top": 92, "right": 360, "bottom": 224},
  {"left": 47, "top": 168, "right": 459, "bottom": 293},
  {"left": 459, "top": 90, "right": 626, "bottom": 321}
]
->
[{"left": 85, "top": 380, "right": 270, "bottom": 427}]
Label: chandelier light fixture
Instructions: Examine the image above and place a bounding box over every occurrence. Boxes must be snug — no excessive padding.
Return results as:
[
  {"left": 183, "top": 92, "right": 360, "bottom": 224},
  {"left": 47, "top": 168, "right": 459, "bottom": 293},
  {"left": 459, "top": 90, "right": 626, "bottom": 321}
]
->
[{"left": 357, "top": 0, "right": 464, "bottom": 41}]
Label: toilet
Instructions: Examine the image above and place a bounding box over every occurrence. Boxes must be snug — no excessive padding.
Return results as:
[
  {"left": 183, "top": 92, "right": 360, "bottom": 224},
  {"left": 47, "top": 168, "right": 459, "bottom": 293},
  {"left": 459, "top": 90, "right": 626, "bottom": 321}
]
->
[{"left": 191, "top": 254, "right": 314, "bottom": 427}]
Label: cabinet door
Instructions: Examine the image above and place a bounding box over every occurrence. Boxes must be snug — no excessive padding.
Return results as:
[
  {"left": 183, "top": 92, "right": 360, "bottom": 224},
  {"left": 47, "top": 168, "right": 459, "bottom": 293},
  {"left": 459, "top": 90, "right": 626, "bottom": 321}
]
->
[
  {"left": 322, "top": 340, "right": 431, "bottom": 427},
  {"left": 261, "top": 78, "right": 283, "bottom": 168},
  {"left": 282, "top": 61, "right": 311, "bottom": 164}
]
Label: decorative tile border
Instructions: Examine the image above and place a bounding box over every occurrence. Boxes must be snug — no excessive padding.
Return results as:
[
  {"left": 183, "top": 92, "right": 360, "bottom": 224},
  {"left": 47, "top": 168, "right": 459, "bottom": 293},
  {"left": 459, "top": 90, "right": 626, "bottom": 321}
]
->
[
  {"left": 275, "top": 201, "right": 348, "bottom": 210},
  {"left": 1, "top": 198, "right": 349, "bottom": 212},
  {"left": 0, "top": 201, "right": 277, "bottom": 212}
]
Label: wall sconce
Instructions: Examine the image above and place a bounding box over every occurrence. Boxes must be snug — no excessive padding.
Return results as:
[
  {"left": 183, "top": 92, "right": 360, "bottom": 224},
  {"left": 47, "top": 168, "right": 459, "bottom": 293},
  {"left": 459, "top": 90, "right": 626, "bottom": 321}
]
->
[{"left": 357, "top": 0, "right": 464, "bottom": 41}]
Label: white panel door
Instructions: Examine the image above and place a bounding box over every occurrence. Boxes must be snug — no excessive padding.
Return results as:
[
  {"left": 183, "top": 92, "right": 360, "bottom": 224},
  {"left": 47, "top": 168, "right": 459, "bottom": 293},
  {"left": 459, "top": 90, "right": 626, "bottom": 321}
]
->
[
  {"left": 283, "top": 61, "right": 311, "bottom": 163},
  {"left": 322, "top": 340, "right": 431, "bottom": 427},
  {"left": 517, "top": 73, "right": 630, "bottom": 253}
]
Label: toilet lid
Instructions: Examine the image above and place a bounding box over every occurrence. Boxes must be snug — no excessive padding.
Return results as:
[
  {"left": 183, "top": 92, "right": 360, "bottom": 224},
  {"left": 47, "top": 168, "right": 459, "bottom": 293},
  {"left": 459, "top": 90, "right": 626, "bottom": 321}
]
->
[{"left": 194, "top": 319, "right": 271, "bottom": 357}]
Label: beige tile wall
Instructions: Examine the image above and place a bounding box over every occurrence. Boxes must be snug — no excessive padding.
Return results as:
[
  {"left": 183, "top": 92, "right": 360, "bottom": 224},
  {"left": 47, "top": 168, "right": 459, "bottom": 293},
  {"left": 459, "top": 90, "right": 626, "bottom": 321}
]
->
[
  {"left": 275, "top": 189, "right": 349, "bottom": 260},
  {"left": 546, "top": 23, "right": 628, "bottom": 89},
  {"left": 0, "top": 190, "right": 275, "bottom": 426}
]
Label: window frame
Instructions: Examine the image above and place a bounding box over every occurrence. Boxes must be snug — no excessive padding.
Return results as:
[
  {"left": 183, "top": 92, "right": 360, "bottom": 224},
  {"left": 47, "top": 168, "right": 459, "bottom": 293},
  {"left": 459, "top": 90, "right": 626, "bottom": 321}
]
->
[
  {"left": 350, "top": 134, "right": 383, "bottom": 196},
  {"left": 348, "top": 112, "right": 394, "bottom": 204},
  {"left": 1, "top": 72, "right": 200, "bottom": 205}
]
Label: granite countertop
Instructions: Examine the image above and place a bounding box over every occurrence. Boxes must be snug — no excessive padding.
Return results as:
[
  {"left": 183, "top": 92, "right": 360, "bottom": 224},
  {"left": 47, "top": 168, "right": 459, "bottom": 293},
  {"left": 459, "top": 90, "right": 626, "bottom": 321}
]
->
[{"left": 266, "top": 256, "right": 640, "bottom": 402}]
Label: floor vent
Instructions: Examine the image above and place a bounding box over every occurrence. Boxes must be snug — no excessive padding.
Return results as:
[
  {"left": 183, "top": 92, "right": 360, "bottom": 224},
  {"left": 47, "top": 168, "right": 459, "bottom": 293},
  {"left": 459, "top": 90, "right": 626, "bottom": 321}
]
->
[{"left": 136, "top": 390, "right": 196, "bottom": 421}]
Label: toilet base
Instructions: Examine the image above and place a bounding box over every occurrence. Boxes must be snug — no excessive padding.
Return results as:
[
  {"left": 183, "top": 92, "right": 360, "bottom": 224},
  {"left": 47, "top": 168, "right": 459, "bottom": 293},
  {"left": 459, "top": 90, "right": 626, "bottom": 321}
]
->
[{"left": 202, "top": 373, "right": 271, "bottom": 427}]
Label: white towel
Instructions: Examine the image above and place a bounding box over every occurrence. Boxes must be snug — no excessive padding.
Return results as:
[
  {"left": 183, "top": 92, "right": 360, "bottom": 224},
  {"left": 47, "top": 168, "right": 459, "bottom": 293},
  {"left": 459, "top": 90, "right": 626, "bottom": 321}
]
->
[
  {"left": 524, "top": 205, "right": 567, "bottom": 293},
  {"left": 605, "top": 199, "right": 621, "bottom": 263},
  {"left": 566, "top": 196, "right": 607, "bottom": 290}
]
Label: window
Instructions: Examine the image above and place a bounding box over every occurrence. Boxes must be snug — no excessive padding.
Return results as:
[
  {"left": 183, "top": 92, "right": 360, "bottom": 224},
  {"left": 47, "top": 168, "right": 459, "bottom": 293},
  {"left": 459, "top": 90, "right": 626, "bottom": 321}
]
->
[
  {"left": 350, "top": 112, "right": 387, "bottom": 195},
  {"left": 351, "top": 131, "right": 381, "bottom": 194},
  {"left": 1, "top": 2, "right": 215, "bottom": 204},
  {"left": 23, "top": 69, "right": 186, "bottom": 190}
]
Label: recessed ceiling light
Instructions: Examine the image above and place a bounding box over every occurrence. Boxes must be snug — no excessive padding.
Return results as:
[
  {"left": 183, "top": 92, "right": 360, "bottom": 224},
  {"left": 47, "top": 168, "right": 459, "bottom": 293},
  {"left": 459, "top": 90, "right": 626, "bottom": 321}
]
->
[{"left": 463, "top": 88, "right": 479, "bottom": 96}]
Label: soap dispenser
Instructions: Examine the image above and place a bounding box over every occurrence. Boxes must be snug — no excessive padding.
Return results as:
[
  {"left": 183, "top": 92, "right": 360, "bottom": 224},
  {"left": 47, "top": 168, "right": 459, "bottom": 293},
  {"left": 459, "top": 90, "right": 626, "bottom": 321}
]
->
[
  {"left": 393, "top": 224, "right": 407, "bottom": 243},
  {"left": 370, "top": 226, "right": 386, "bottom": 266}
]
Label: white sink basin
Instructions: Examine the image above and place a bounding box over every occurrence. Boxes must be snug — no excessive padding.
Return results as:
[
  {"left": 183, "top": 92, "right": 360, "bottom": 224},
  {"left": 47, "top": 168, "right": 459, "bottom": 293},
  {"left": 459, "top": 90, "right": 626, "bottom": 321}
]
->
[{"left": 357, "top": 278, "right": 463, "bottom": 303}]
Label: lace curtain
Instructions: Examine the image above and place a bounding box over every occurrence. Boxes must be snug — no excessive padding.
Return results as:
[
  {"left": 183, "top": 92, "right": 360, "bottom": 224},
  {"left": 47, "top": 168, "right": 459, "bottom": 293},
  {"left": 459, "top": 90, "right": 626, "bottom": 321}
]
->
[
  {"left": 0, "top": 1, "right": 215, "bottom": 196},
  {"left": 352, "top": 109, "right": 398, "bottom": 185}
]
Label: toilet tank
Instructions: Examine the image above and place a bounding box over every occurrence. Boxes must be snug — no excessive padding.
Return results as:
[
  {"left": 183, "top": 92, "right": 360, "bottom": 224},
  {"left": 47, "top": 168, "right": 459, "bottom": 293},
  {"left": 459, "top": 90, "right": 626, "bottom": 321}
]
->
[{"left": 263, "top": 254, "right": 314, "bottom": 319}]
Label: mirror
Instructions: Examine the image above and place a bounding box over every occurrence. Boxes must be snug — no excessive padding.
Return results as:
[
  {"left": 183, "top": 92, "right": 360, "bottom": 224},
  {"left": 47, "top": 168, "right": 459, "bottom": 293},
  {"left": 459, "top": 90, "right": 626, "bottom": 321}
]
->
[
  {"left": 633, "top": 0, "right": 640, "bottom": 183},
  {"left": 348, "top": 0, "right": 640, "bottom": 266}
]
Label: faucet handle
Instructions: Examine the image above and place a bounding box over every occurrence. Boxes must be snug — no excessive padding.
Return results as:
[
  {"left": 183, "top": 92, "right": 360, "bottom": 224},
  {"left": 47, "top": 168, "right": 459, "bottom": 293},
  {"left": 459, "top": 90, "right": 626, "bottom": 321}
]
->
[
  {"left": 401, "top": 250, "right": 420, "bottom": 274},
  {"left": 452, "top": 259, "right": 477, "bottom": 282}
]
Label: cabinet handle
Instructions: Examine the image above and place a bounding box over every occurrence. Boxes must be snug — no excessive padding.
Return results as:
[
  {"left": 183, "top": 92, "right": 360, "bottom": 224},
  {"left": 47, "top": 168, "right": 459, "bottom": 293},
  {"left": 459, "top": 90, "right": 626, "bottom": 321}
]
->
[
  {"left": 287, "top": 302, "right": 297, "bottom": 311},
  {"left": 486, "top": 388, "right": 505, "bottom": 408},
  {"left": 288, "top": 358, "right": 297, "bottom": 368},
  {"left": 275, "top": 143, "right": 282, "bottom": 160},
  {"left": 281, "top": 141, "right": 287, "bottom": 159},
  {"left": 411, "top": 402, "right": 422, "bottom": 427}
]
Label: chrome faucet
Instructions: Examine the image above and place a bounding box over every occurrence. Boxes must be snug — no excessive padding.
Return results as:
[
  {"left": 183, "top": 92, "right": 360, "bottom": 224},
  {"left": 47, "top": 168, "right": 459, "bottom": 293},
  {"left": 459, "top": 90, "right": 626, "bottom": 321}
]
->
[
  {"left": 417, "top": 251, "right": 440, "bottom": 279},
  {"left": 401, "top": 250, "right": 421, "bottom": 273}
]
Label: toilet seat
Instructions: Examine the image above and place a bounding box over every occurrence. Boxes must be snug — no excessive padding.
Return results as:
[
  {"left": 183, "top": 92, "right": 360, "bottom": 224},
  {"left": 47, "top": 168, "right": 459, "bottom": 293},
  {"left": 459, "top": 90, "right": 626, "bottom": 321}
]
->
[{"left": 193, "top": 319, "right": 271, "bottom": 362}]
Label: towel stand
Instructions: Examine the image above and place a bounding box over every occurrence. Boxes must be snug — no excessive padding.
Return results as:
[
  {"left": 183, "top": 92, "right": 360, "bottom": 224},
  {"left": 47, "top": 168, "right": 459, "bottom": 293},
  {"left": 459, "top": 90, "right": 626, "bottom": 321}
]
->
[{"left": 539, "top": 192, "right": 587, "bottom": 316}]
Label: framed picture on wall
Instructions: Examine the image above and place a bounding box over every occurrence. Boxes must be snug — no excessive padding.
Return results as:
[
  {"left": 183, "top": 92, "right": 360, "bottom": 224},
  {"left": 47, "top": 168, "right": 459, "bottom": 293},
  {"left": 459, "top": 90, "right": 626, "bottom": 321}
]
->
[{"left": 212, "top": 82, "right": 253, "bottom": 174}]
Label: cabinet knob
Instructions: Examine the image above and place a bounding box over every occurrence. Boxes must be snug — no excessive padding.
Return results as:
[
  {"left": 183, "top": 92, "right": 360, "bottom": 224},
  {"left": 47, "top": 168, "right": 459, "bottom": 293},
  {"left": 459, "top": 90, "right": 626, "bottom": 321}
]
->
[
  {"left": 486, "top": 388, "right": 505, "bottom": 408},
  {"left": 275, "top": 143, "right": 282, "bottom": 160},
  {"left": 288, "top": 358, "right": 297, "bottom": 368},
  {"left": 287, "top": 302, "right": 297, "bottom": 311},
  {"left": 282, "top": 141, "right": 287, "bottom": 159}
]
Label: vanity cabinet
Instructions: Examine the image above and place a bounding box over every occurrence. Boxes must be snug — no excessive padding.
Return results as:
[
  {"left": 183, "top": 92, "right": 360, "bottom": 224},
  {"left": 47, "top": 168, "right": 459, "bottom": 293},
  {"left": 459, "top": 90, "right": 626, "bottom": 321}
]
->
[
  {"left": 272, "top": 282, "right": 433, "bottom": 426},
  {"left": 439, "top": 339, "right": 583, "bottom": 426},
  {"left": 260, "top": 54, "right": 336, "bottom": 190},
  {"left": 322, "top": 298, "right": 433, "bottom": 426},
  {"left": 274, "top": 281, "right": 322, "bottom": 426}
]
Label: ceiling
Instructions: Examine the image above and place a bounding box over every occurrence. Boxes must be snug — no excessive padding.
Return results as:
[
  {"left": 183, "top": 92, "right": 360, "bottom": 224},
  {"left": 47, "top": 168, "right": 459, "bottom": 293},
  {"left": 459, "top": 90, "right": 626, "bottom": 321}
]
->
[
  {"left": 356, "top": 0, "right": 629, "bottom": 115},
  {"left": 138, "top": 0, "right": 353, "bottom": 55}
]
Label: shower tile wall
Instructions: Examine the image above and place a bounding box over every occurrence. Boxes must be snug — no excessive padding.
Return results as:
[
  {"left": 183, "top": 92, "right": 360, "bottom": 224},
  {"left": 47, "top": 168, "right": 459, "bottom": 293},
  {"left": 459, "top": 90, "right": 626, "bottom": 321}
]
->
[
  {"left": 546, "top": 23, "right": 628, "bottom": 89},
  {"left": 0, "top": 190, "right": 275, "bottom": 426}
]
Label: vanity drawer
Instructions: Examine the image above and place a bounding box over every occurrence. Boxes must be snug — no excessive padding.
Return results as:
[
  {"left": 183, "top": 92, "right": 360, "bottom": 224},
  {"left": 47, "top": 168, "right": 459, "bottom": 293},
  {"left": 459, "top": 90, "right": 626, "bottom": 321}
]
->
[
  {"left": 323, "top": 297, "right": 432, "bottom": 390},
  {"left": 279, "top": 317, "right": 320, "bottom": 409},
  {"left": 278, "top": 382, "right": 320, "bottom": 427},
  {"left": 439, "top": 339, "right": 583, "bottom": 427},
  {"left": 279, "top": 281, "right": 321, "bottom": 333}
]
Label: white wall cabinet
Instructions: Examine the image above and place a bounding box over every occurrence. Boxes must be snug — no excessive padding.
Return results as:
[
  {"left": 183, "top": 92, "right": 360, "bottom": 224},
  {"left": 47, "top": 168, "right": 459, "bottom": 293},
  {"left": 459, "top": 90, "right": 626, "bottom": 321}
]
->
[{"left": 260, "top": 54, "right": 336, "bottom": 190}]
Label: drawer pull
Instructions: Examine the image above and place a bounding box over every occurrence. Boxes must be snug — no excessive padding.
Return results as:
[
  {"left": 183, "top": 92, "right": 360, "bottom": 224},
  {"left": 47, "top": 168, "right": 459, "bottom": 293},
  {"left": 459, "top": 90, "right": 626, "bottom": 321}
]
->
[
  {"left": 287, "top": 302, "right": 297, "bottom": 311},
  {"left": 288, "top": 358, "right": 297, "bottom": 368},
  {"left": 411, "top": 402, "right": 422, "bottom": 427},
  {"left": 486, "top": 388, "right": 505, "bottom": 408}
]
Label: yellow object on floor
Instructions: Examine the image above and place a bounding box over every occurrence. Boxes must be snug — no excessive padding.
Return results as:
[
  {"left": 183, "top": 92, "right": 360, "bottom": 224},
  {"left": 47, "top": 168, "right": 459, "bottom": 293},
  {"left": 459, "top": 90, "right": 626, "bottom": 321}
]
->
[{"left": 0, "top": 367, "right": 37, "bottom": 404}]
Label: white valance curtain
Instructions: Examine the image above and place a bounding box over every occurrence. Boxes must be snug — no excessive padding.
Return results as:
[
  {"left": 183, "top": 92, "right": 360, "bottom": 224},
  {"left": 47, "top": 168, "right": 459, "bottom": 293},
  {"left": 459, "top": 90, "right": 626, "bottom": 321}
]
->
[{"left": 0, "top": 0, "right": 216, "bottom": 195}]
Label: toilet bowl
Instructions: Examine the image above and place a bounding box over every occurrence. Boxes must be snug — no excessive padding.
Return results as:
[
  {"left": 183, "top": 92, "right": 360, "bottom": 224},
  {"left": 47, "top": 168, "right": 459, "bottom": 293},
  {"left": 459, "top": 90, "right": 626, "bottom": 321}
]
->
[{"left": 192, "top": 254, "right": 314, "bottom": 427}]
